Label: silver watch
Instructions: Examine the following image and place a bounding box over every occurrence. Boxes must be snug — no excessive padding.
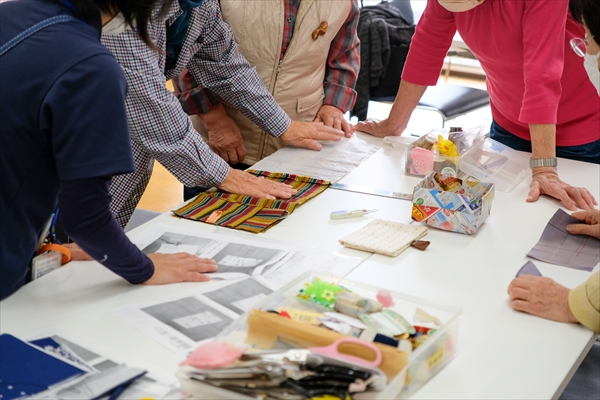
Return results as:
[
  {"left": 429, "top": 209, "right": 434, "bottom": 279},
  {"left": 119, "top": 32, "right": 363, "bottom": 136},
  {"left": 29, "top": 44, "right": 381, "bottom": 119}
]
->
[{"left": 529, "top": 157, "right": 558, "bottom": 168}]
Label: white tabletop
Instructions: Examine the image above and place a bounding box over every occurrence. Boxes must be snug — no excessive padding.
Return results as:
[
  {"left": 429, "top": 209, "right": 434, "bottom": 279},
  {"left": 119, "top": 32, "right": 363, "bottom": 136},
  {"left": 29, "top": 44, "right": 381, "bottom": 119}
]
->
[{"left": 1, "top": 133, "right": 598, "bottom": 398}]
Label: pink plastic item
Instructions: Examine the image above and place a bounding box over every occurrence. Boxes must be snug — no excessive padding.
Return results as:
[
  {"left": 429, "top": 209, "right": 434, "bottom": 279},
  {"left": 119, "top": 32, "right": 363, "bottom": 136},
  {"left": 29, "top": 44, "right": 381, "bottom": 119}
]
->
[
  {"left": 376, "top": 290, "right": 395, "bottom": 307},
  {"left": 309, "top": 338, "right": 382, "bottom": 368},
  {"left": 180, "top": 341, "right": 246, "bottom": 369}
]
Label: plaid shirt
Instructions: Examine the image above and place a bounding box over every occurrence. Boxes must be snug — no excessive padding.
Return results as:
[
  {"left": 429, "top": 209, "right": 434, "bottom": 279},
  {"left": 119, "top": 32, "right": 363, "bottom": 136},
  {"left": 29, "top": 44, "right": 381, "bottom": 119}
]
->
[
  {"left": 101, "top": 0, "right": 292, "bottom": 227},
  {"left": 173, "top": 0, "right": 361, "bottom": 118}
]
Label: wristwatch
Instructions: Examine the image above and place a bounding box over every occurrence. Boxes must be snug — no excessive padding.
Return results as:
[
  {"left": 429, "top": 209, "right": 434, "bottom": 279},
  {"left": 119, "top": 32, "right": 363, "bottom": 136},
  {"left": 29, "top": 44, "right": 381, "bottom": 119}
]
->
[{"left": 529, "top": 157, "right": 558, "bottom": 168}]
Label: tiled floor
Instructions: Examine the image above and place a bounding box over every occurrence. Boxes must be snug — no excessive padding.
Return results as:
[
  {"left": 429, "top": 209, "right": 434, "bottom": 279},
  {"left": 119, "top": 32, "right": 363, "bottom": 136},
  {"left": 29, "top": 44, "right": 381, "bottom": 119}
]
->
[{"left": 138, "top": 75, "right": 491, "bottom": 213}]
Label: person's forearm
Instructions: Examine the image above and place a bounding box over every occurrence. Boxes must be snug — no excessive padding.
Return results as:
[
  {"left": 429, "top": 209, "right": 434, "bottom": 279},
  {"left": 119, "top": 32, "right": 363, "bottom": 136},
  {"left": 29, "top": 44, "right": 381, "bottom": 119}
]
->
[
  {"left": 58, "top": 177, "right": 154, "bottom": 284},
  {"left": 529, "top": 123, "right": 557, "bottom": 173},
  {"left": 388, "top": 80, "right": 428, "bottom": 130}
]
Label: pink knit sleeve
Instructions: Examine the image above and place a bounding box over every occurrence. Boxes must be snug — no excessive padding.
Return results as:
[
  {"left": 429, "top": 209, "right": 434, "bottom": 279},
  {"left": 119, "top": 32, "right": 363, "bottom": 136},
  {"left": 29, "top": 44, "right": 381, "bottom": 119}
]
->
[
  {"left": 401, "top": 0, "right": 456, "bottom": 86},
  {"left": 519, "top": 0, "right": 568, "bottom": 124}
]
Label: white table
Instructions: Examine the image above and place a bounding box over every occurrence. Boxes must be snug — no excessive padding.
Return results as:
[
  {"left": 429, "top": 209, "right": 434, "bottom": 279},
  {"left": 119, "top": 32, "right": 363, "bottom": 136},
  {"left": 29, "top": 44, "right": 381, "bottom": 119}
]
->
[{"left": 1, "top": 133, "right": 598, "bottom": 399}]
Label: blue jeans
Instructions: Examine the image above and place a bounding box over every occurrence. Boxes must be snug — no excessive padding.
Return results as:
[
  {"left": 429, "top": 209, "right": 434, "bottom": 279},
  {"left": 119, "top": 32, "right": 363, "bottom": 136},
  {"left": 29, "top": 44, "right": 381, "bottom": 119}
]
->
[{"left": 489, "top": 120, "right": 600, "bottom": 164}]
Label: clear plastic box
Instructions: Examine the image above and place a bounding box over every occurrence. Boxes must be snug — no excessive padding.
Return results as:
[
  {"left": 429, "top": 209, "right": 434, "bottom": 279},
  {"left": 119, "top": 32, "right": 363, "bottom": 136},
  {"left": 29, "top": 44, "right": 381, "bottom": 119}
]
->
[
  {"left": 178, "top": 272, "right": 462, "bottom": 399},
  {"left": 404, "top": 127, "right": 529, "bottom": 193},
  {"left": 459, "top": 137, "right": 529, "bottom": 193}
]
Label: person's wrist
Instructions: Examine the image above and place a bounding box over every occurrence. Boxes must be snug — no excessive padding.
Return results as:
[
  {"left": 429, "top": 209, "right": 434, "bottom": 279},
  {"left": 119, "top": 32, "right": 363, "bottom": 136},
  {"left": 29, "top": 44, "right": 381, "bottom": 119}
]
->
[
  {"left": 198, "top": 103, "right": 227, "bottom": 128},
  {"left": 531, "top": 166, "right": 558, "bottom": 176},
  {"left": 564, "top": 290, "right": 579, "bottom": 324}
]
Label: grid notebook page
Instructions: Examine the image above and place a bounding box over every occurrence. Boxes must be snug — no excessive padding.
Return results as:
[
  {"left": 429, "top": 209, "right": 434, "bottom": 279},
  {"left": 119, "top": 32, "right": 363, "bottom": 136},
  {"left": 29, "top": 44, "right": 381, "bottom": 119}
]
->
[{"left": 339, "top": 219, "right": 428, "bottom": 257}]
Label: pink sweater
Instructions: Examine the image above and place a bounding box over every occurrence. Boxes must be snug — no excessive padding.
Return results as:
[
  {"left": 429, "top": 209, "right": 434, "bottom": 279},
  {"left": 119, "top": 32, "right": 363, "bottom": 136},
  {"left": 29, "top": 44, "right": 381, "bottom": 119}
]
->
[{"left": 402, "top": 0, "right": 600, "bottom": 147}]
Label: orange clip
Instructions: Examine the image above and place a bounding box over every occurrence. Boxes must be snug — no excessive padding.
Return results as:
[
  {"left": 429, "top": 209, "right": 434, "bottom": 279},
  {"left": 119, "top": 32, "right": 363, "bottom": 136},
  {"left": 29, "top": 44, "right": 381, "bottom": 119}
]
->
[
  {"left": 206, "top": 210, "right": 223, "bottom": 224},
  {"left": 38, "top": 243, "right": 71, "bottom": 264},
  {"left": 312, "top": 21, "right": 328, "bottom": 40}
]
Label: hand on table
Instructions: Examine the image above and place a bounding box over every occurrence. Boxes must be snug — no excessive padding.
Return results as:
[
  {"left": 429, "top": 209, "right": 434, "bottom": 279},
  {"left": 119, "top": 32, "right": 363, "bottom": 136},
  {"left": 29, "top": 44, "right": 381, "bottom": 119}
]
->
[
  {"left": 63, "top": 243, "right": 93, "bottom": 261},
  {"left": 507, "top": 275, "right": 578, "bottom": 324},
  {"left": 199, "top": 104, "right": 246, "bottom": 164},
  {"left": 144, "top": 253, "right": 218, "bottom": 284},
  {"left": 280, "top": 120, "right": 343, "bottom": 151},
  {"left": 218, "top": 168, "right": 297, "bottom": 200},
  {"left": 314, "top": 105, "right": 354, "bottom": 138},
  {"left": 354, "top": 117, "right": 405, "bottom": 138},
  {"left": 527, "top": 169, "right": 597, "bottom": 211},
  {"left": 567, "top": 209, "right": 600, "bottom": 239}
]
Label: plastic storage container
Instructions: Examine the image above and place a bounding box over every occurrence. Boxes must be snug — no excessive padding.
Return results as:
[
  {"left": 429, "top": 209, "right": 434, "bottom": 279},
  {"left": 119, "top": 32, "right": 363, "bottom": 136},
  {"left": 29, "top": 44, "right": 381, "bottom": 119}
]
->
[
  {"left": 459, "top": 137, "right": 529, "bottom": 193},
  {"left": 178, "top": 272, "right": 462, "bottom": 399}
]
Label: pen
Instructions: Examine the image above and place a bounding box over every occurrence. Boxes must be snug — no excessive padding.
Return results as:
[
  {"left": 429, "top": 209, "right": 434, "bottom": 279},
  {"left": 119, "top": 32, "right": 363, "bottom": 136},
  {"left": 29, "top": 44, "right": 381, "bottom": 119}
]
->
[{"left": 330, "top": 209, "right": 378, "bottom": 219}]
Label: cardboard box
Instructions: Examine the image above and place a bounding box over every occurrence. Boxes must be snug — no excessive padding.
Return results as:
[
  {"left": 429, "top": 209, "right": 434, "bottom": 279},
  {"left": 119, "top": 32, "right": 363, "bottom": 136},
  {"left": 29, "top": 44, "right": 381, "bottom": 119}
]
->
[{"left": 411, "top": 173, "right": 494, "bottom": 235}]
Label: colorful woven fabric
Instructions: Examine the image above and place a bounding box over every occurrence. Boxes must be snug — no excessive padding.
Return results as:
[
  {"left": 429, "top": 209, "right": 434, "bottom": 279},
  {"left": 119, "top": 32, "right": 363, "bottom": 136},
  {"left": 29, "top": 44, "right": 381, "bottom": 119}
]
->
[{"left": 173, "top": 170, "right": 330, "bottom": 233}]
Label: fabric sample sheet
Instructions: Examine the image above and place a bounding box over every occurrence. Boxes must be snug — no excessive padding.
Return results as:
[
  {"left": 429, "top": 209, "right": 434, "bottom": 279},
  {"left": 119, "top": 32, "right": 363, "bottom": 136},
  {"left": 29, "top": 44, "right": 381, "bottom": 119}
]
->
[
  {"left": 339, "top": 219, "right": 428, "bottom": 257},
  {"left": 173, "top": 170, "right": 330, "bottom": 233},
  {"left": 516, "top": 261, "right": 542, "bottom": 277},
  {"left": 251, "top": 135, "right": 380, "bottom": 182},
  {"left": 527, "top": 209, "right": 600, "bottom": 271}
]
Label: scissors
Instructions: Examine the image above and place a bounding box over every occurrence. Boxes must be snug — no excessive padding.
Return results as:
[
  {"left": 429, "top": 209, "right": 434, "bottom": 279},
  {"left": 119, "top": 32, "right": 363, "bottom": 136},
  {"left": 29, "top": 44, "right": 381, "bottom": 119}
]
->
[{"left": 248, "top": 338, "right": 383, "bottom": 369}]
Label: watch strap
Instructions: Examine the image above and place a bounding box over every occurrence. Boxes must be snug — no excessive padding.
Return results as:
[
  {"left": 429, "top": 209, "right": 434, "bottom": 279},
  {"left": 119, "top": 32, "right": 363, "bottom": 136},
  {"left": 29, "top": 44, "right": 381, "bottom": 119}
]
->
[{"left": 529, "top": 157, "right": 557, "bottom": 168}]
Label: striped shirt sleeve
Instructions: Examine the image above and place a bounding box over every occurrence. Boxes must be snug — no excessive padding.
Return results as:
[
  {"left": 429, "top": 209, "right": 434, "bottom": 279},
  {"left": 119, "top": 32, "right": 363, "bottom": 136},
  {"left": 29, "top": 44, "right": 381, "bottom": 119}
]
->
[{"left": 323, "top": 0, "right": 361, "bottom": 112}]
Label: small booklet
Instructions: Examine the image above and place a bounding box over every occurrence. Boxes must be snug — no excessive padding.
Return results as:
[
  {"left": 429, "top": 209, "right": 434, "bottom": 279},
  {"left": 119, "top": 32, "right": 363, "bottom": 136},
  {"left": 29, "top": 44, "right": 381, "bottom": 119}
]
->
[
  {"left": 0, "top": 334, "right": 87, "bottom": 399},
  {"left": 339, "top": 219, "right": 427, "bottom": 257}
]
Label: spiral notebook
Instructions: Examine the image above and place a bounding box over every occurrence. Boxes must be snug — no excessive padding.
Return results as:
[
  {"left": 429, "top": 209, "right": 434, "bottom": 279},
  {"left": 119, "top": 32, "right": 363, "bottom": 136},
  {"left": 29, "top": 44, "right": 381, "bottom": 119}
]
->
[{"left": 339, "top": 219, "right": 428, "bottom": 257}]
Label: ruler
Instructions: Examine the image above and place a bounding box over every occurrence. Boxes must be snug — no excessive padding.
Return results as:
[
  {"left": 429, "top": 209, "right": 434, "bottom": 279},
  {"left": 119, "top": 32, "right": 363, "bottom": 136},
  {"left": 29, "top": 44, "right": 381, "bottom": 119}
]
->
[{"left": 329, "top": 183, "right": 413, "bottom": 201}]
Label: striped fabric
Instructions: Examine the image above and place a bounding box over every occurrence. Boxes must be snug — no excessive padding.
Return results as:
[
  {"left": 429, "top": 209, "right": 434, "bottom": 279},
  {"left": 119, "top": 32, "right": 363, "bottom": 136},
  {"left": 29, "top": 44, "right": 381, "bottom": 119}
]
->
[{"left": 173, "top": 170, "right": 330, "bottom": 232}]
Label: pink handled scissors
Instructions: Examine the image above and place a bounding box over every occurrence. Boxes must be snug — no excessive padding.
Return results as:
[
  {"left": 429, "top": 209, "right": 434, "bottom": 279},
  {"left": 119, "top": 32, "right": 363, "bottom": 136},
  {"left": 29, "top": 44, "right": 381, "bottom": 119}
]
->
[
  {"left": 251, "top": 338, "right": 382, "bottom": 369},
  {"left": 309, "top": 338, "right": 382, "bottom": 368}
]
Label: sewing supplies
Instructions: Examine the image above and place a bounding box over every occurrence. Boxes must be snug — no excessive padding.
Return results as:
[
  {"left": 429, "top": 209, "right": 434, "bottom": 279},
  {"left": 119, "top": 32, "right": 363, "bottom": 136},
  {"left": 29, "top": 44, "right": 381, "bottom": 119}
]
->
[
  {"left": 334, "top": 292, "right": 383, "bottom": 318},
  {"left": 298, "top": 279, "right": 348, "bottom": 309},
  {"left": 330, "top": 209, "right": 378, "bottom": 220},
  {"left": 376, "top": 290, "right": 395, "bottom": 308},
  {"left": 414, "top": 308, "right": 443, "bottom": 327},
  {"left": 181, "top": 342, "right": 246, "bottom": 369},
  {"left": 339, "top": 219, "right": 428, "bottom": 257}
]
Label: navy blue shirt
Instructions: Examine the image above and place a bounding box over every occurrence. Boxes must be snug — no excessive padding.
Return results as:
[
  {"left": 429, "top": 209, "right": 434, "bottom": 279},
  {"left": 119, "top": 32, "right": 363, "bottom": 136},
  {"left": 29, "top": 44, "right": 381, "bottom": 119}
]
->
[{"left": 0, "top": 0, "right": 153, "bottom": 300}]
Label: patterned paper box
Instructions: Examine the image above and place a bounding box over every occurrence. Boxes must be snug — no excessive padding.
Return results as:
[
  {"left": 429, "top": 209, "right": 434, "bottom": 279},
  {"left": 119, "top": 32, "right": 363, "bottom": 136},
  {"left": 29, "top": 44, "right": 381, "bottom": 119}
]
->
[{"left": 411, "top": 173, "right": 494, "bottom": 235}]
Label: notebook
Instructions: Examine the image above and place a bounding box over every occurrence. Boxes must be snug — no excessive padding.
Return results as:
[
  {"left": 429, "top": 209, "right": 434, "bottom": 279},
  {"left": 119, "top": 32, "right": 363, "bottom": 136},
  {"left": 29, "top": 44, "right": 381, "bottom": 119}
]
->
[
  {"left": 0, "top": 334, "right": 86, "bottom": 400},
  {"left": 339, "top": 219, "right": 428, "bottom": 257}
]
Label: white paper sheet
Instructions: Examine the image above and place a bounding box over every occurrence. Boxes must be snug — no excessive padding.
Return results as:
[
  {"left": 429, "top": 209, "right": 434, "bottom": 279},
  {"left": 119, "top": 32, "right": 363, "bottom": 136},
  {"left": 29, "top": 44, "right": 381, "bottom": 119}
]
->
[
  {"left": 112, "top": 277, "right": 275, "bottom": 354},
  {"left": 251, "top": 135, "right": 380, "bottom": 182},
  {"left": 132, "top": 224, "right": 298, "bottom": 280},
  {"left": 262, "top": 251, "right": 363, "bottom": 287}
]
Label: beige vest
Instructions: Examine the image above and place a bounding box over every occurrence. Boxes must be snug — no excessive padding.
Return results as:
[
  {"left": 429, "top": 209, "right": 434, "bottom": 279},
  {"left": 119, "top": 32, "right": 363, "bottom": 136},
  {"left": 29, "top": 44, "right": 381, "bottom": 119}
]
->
[{"left": 192, "top": 0, "right": 351, "bottom": 165}]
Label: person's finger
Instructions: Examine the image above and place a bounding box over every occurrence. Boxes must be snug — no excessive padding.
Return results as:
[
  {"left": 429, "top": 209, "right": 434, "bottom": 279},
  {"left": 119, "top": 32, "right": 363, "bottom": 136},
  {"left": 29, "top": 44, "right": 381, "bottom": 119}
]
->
[
  {"left": 215, "top": 147, "right": 230, "bottom": 163},
  {"left": 314, "top": 115, "right": 323, "bottom": 123},
  {"left": 526, "top": 181, "right": 541, "bottom": 203},
  {"left": 227, "top": 147, "right": 238, "bottom": 165},
  {"left": 508, "top": 287, "right": 531, "bottom": 302},
  {"left": 579, "top": 188, "right": 597, "bottom": 209},
  {"left": 183, "top": 272, "right": 211, "bottom": 282},
  {"left": 341, "top": 119, "right": 354, "bottom": 138},
  {"left": 332, "top": 115, "right": 342, "bottom": 131},
  {"left": 355, "top": 120, "right": 378, "bottom": 135},
  {"left": 565, "top": 188, "right": 588, "bottom": 211},
  {"left": 236, "top": 143, "right": 247, "bottom": 163},
  {"left": 320, "top": 112, "right": 334, "bottom": 128},
  {"left": 309, "top": 124, "right": 343, "bottom": 141},
  {"left": 510, "top": 299, "right": 533, "bottom": 314},
  {"left": 566, "top": 223, "right": 598, "bottom": 237},
  {"left": 299, "top": 138, "right": 323, "bottom": 151},
  {"left": 553, "top": 188, "right": 577, "bottom": 211}
]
